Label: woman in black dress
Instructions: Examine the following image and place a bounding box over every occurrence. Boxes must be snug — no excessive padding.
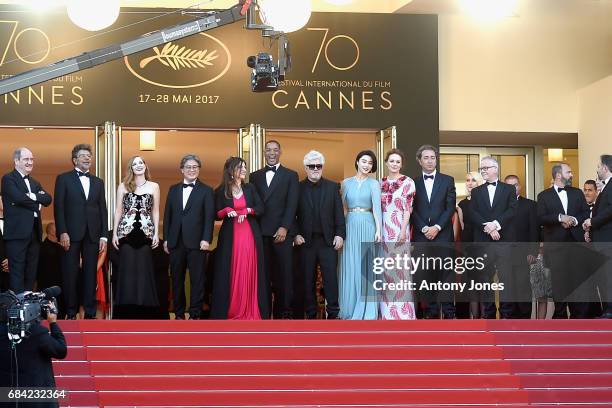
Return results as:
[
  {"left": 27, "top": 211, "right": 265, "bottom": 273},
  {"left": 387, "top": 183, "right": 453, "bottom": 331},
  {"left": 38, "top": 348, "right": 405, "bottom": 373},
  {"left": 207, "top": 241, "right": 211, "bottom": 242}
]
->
[
  {"left": 112, "top": 156, "right": 161, "bottom": 319},
  {"left": 456, "top": 171, "right": 483, "bottom": 318}
]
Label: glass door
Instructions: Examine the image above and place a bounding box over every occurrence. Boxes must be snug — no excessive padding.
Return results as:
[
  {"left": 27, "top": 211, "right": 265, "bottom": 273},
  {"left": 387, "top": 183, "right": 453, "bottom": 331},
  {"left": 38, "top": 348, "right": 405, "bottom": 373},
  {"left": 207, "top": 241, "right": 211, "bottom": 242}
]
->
[
  {"left": 94, "top": 121, "right": 121, "bottom": 319},
  {"left": 238, "top": 124, "right": 264, "bottom": 175},
  {"left": 440, "top": 146, "right": 535, "bottom": 200},
  {"left": 376, "top": 126, "right": 397, "bottom": 180}
]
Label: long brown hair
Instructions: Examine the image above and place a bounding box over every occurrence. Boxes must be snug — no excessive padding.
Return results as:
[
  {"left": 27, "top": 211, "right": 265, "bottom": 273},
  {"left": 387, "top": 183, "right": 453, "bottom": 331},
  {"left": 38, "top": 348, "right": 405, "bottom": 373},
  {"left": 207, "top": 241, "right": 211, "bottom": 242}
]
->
[
  {"left": 220, "top": 156, "right": 245, "bottom": 199},
  {"left": 123, "top": 155, "right": 151, "bottom": 193}
]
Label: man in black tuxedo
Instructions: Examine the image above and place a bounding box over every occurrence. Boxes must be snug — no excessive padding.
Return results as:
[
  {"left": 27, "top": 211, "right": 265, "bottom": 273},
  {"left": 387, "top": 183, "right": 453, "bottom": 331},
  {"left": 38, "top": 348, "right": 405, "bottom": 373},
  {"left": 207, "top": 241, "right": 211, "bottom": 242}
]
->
[
  {"left": 293, "top": 151, "right": 345, "bottom": 319},
  {"left": 54, "top": 144, "right": 108, "bottom": 320},
  {"left": 537, "top": 162, "right": 590, "bottom": 318},
  {"left": 2, "top": 147, "right": 52, "bottom": 294},
  {"left": 469, "top": 156, "right": 517, "bottom": 318},
  {"left": 504, "top": 175, "right": 538, "bottom": 318},
  {"left": 584, "top": 180, "right": 599, "bottom": 217},
  {"left": 582, "top": 179, "right": 603, "bottom": 317},
  {"left": 250, "top": 140, "right": 299, "bottom": 319},
  {"left": 37, "top": 222, "right": 64, "bottom": 314},
  {"left": 0, "top": 292, "right": 67, "bottom": 405},
  {"left": 412, "top": 145, "right": 456, "bottom": 319},
  {"left": 583, "top": 155, "right": 612, "bottom": 318},
  {"left": 163, "top": 154, "right": 214, "bottom": 320}
]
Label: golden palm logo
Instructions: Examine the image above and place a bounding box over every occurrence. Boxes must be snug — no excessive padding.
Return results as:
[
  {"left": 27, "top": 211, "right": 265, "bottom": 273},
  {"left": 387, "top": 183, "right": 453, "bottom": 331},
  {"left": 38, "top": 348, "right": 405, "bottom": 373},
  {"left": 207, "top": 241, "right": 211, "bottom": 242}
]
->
[
  {"left": 125, "top": 32, "right": 231, "bottom": 89},
  {"left": 139, "top": 41, "right": 218, "bottom": 71}
]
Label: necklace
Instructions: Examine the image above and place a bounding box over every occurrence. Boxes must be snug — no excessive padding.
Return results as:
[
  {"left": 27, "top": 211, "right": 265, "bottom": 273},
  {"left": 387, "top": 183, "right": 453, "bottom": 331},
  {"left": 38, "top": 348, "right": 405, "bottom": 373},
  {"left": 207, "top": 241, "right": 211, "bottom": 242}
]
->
[{"left": 136, "top": 180, "right": 147, "bottom": 188}]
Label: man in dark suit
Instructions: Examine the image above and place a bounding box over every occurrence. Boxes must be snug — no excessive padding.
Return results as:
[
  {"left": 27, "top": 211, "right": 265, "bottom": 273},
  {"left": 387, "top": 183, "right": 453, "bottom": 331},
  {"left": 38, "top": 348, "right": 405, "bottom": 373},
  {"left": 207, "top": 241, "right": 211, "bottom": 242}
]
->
[
  {"left": 469, "top": 156, "right": 517, "bottom": 318},
  {"left": 293, "top": 151, "right": 345, "bottom": 319},
  {"left": 2, "top": 147, "right": 52, "bottom": 294},
  {"left": 412, "top": 144, "right": 456, "bottom": 319},
  {"left": 581, "top": 179, "right": 603, "bottom": 317},
  {"left": 163, "top": 154, "right": 214, "bottom": 320},
  {"left": 584, "top": 180, "right": 599, "bottom": 217},
  {"left": 0, "top": 292, "right": 67, "bottom": 407},
  {"left": 54, "top": 144, "right": 108, "bottom": 320},
  {"left": 583, "top": 155, "right": 612, "bottom": 318},
  {"left": 537, "top": 162, "right": 590, "bottom": 318},
  {"left": 504, "top": 175, "right": 538, "bottom": 318},
  {"left": 250, "top": 140, "right": 299, "bottom": 318},
  {"left": 37, "top": 222, "right": 64, "bottom": 314}
]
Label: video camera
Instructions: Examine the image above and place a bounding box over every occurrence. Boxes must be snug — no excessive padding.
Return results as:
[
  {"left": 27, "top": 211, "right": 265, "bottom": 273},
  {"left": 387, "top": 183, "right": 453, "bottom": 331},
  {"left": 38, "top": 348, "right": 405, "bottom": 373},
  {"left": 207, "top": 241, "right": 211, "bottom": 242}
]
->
[
  {"left": 1, "top": 287, "right": 61, "bottom": 344},
  {"left": 246, "top": 35, "right": 290, "bottom": 92},
  {"left": 247, "top": 53, "right": 279, "bottom": 92}
]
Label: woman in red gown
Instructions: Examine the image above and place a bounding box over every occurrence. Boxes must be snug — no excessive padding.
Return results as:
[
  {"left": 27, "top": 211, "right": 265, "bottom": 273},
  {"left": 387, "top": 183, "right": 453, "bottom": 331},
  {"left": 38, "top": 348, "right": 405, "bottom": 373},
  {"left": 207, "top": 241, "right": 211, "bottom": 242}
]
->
[{"left": 211, "top": 157, "right": 269, "bottom": 319}]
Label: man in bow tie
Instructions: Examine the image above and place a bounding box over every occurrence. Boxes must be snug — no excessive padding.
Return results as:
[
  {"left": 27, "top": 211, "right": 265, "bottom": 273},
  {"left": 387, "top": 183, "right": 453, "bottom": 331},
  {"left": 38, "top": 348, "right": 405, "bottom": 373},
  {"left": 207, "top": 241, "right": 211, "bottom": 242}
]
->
[
  {"left": 583, "top": 155, "right": 612, "bottom": 318},
  {"left": 2, "top": 147, "right": 52, "bottom": 294},
  {"left": 469, "top": 156, "right": 517, "bottom": 318},
  {"left": 583, "top": 180, "right": 598, "bottom": 219},
  {"left": 54, "top": 144, "right": 108, "bottom": 319},
  {"left": 537, "top": 162, "right": 590, "bottom": 318},
  {"left": 412, "top": 145, "right": 457, "bottom": 319},
  {"left": 163, "top": 154, "right": 214, "bottom": 320},
  {"left": 250, "top": 140, "right": 299, "bottom": 319}
]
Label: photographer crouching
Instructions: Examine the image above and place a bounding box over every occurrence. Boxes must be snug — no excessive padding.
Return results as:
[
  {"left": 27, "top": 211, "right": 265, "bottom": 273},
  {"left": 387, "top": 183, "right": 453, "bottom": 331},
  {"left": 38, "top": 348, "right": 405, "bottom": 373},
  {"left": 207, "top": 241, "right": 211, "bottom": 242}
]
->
[{"left": 0, "top": 288, "right": 67, "bottom": 407}]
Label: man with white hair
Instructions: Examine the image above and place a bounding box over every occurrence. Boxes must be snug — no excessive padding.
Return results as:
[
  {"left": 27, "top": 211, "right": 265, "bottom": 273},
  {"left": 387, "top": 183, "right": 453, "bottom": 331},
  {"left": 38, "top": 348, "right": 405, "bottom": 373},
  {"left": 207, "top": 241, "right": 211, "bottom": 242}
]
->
[
  {"left": 294, "top": 150, "right": 345, "bottom": 319},
  {"left": 1, "top": 147, "right": 52, "bottom": 293},
  {"left": 469, "top": 156, "right": 517, "bottom": 318}
]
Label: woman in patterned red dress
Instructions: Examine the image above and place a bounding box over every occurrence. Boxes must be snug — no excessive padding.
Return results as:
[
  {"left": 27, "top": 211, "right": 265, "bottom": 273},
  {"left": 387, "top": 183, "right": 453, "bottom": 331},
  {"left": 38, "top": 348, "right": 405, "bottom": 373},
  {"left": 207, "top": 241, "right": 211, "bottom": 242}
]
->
[{"left": 379, "top": 149, "right": 416, "bottom": 320}]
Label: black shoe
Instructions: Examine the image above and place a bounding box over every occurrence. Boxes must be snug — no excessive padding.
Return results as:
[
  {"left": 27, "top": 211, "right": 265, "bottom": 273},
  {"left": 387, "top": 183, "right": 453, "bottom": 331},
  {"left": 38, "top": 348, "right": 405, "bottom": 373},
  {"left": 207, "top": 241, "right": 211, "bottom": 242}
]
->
[
  {"left": 305, "top": 314, "right": 317, "bottom": 320},
  {"left": 84, "top": 314, "right": 96, "bottom": 320},
  {"left": 598, "top": 312, "right": 612, "bottom": 319},
  {"left": 280, "top": 312, "right": 293, "bottom": 319},
  {"left": 327, "top": 315, "right": 340, "bottom": 320},
  {"left": 443, "top": 313, "right": 456, "bottom": 319},
  {"left": 175, "top": 315, "right": 185, "bottom": 320},
  {"left": 188, "top": 315, "right": 201, "bottom": 320},
  {"left": 65, "top": 314, "right": 77, "bottom": 320}
]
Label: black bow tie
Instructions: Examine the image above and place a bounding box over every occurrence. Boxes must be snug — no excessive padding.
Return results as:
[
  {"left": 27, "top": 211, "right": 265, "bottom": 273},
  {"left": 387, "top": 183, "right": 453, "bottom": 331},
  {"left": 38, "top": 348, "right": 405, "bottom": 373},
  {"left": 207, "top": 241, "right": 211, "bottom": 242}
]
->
[
  {"left": 486, "top": 181, "right": 497, "bottom": 187},
  {"left": 423, "top": 175, "right": 434, "bottom": 180},
  {"left": 76, "top": 171, "right": 89, "bottom": 178},
  {"left": 556, "top": 186, "right": 567, "bottom": 193},
  {"left": 22, "top": 174, "right": 29, "bottom": 180},
  {"left": 266, "top": 165, "right": 277, "bottom": 173},
  {"left": 183, "top": 183, "right": 195, "bottom": 189}
]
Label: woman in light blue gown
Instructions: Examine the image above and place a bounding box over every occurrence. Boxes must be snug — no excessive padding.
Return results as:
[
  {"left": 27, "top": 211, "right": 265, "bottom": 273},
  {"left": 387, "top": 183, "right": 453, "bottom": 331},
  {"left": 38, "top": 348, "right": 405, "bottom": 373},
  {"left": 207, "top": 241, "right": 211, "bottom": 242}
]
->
[{"left": 338, "top": 150, "right": 382, "bottom": 320}]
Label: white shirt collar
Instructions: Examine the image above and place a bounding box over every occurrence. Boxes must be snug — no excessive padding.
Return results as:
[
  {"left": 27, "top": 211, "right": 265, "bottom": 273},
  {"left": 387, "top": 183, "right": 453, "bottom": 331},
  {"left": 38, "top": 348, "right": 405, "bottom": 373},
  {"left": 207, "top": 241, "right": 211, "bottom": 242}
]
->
[
  {"left": 267, "top": 163, "right": 280, "bottom": 170},
  {"left": 16, "top": 169, "right": 28, "bottom": 178},
  {"left": 75, "top": 167, "right": 89, "bottom": 174}
]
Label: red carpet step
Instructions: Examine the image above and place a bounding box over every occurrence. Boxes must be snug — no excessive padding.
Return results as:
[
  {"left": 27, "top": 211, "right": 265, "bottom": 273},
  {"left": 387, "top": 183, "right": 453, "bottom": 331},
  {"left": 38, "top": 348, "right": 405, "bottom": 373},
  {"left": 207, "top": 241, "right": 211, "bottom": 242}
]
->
[{"left": 52, "top": 320, "right": 612, "bottom": 407}]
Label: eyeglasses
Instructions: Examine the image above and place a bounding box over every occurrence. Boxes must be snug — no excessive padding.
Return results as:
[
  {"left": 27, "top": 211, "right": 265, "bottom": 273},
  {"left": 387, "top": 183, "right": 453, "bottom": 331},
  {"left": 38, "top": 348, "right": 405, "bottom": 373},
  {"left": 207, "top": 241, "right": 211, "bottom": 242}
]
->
[
  {"left": 77, "top": 154, "right": 92, "bottom": 159},
  {"left": 306, "top": 164, "right": 323, "bottom": 170},
  {"left": 478, "top": 166, "right": 497, "bottom": 172},
  {"left": 184, "top": 165, "right": 200, "bottom": 170}
]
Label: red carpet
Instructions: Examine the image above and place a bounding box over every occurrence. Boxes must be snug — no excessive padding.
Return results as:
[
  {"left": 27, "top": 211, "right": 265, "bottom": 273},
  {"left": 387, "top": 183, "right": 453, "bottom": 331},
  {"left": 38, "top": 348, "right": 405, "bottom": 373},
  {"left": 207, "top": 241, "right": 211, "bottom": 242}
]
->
[{"left": 53, "top": 320, "right": 612, "bottom": 407}]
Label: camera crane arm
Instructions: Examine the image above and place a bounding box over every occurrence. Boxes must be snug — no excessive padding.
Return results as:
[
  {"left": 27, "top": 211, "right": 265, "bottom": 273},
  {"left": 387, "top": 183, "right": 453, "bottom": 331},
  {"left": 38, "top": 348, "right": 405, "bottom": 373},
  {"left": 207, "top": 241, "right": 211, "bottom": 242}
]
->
[{"left": 0, "top": 1, "right": 264, "bottom": 96}]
